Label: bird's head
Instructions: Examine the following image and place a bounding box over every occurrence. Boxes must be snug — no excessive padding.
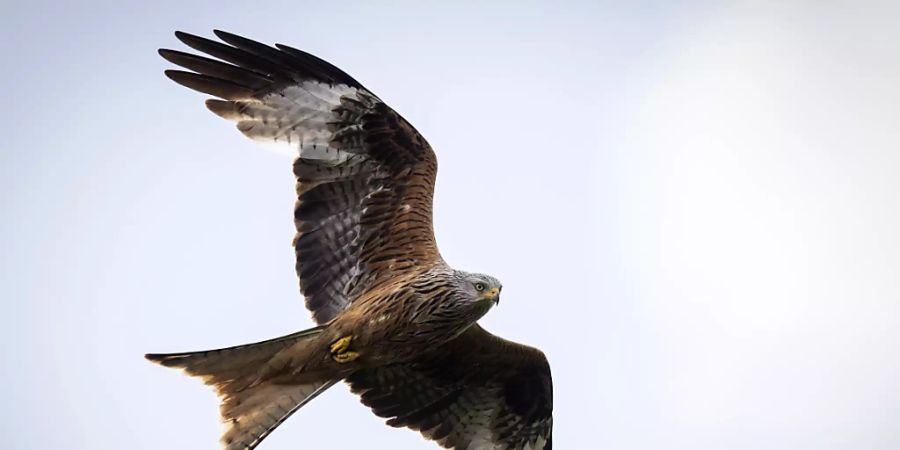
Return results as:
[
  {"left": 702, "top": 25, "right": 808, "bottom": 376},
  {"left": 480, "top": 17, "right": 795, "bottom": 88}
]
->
[{"left": 457, "top": 271, "right": 502, "bottom": 306}]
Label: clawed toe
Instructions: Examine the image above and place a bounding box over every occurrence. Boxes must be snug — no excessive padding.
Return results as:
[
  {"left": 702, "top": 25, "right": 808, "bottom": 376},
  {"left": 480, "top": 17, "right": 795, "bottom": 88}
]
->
[
  {"left": 330, "top": 335, "right": 359, "bottom": 363},
  {"left": 333, "top": 351, "right": 360, "bottom": 363}
]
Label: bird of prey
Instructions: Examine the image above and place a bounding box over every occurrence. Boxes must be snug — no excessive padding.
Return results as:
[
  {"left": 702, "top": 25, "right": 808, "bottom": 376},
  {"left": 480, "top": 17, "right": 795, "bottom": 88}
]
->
[{"left": 146, "top": 30, "right": 552, "bottom": 450}]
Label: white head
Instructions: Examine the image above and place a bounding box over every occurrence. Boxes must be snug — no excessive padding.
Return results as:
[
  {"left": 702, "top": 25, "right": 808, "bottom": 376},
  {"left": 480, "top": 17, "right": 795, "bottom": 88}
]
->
[{"left": 455, "top": 270, "right": 503, "bottom": 306}]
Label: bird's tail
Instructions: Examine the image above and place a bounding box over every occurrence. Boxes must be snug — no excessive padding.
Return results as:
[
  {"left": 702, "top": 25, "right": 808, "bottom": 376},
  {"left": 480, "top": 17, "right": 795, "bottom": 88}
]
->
[{"left": 146, "top": 326, "right": 338, "bottom": 450}]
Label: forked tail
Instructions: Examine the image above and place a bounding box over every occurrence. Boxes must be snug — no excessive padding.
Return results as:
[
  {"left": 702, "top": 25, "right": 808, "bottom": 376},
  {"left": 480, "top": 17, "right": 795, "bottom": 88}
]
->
[{"left": 146, "top": 327, "right": 338, "bottom": 450}]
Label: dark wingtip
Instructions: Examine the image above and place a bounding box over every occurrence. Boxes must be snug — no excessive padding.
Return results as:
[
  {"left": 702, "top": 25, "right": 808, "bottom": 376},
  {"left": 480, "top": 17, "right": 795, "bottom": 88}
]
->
[
  {"left": 163, "top": 70, "right": 253, "bottom": 100},
  {"left": 144, "top": 352, "right": 188, "bottom": 368},
  {"left": 162, "top": 69, "right": 183, "bottom": 82},
  {"left": 174, "top": 30, "right": 214, "bottom": 49},
  {"left": 212, "top": 29, "right": 258, "bottom": 49},
  {"left": 157, "top": 48, "right": 180, "bottom": 63},
  {"left": 145, "top": 353, "right": 165, "bottom": 363},
  {"left": 173, "top": 30, "right": 193, "bottom": 41},
  {"left": 212, "top": 29, "right": 234, "bottom": 40}
]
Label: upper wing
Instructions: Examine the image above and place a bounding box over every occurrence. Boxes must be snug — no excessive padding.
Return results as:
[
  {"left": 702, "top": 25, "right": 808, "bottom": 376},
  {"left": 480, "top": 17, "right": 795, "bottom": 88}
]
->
[
  {"left": 160, "top": 30, "right": 442, "bottom": 324},
  {"left": 347, "top": 325, "right": 553, "bottom": 450}
]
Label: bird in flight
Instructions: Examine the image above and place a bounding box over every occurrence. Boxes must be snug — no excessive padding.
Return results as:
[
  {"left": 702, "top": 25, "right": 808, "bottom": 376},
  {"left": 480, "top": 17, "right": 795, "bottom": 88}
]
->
[{"left": 146, "top": 30, "right": 552, "bottom": 450}]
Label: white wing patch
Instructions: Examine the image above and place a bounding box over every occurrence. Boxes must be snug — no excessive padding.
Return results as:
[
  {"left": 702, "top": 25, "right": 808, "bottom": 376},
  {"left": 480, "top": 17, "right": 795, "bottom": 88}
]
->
[{"left": 208, "top": 80, "right": 364, "bottom": 162}]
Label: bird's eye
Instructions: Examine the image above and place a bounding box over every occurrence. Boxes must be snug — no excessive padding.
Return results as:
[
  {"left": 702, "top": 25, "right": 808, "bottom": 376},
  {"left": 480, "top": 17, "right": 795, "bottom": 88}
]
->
[{"left": 474, "top": 282, "right": 486, "bottom": 292}]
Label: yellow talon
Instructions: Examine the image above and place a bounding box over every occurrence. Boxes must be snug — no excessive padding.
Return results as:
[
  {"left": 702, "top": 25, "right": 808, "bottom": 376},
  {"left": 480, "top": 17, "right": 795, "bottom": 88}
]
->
[
  {"left": 333, "top": 351, "right": 360, "bottom": 363},
  {"left": 330, "top": 335, "right": 353, "bottom": 354},
  {"left": 330, "top": 335, "right": 359, "bottom": 363}
]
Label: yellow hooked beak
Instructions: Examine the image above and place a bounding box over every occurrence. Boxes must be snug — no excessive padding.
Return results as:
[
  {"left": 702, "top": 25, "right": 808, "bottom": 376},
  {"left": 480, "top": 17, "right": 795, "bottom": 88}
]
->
[{"left": 482, "top": 287, "right": 500, "bottom": 305}]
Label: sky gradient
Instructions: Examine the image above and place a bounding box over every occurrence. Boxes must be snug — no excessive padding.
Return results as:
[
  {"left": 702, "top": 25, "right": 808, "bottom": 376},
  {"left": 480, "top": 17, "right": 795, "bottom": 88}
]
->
[{"left": 2, "top": 1, "right": 899, "bottom": 449}]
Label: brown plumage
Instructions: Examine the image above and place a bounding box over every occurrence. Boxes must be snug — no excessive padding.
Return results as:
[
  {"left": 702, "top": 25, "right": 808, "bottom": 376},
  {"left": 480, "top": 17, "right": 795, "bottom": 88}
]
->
[{"left": 146, "top": 30, "right": 552, "bottom": 450}]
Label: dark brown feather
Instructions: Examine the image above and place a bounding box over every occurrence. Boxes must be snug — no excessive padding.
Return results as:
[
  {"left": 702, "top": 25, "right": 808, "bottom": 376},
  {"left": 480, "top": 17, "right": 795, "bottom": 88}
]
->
[
  {"left": 159, "top": 49, "right": 272, "bottom": 89},
  {"left": 163, "top": 70, "right": 254, "bottom": 100},
  {"left": 347, "top": 325, "right": 553, "bottom": 449},
  {"left": 174, "top": 31, "right": 294, "bottom": 80},
  {"left": 274, "top": 42, "right": 366, "bottom": 88}
]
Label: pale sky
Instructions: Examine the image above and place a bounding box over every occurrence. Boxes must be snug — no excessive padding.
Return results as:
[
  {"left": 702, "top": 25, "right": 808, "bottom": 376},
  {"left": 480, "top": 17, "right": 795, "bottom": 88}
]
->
[{"left": 2, "top": 1, "right": 899, "bottom": 449}]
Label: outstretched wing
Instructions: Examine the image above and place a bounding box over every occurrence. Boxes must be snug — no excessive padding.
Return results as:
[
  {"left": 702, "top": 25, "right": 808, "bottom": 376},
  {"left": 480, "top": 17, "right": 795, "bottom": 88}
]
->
[
  {"left": 160, "top": 30, "right": 442, "bottom": 324},
  {"left": 347, "top": 325, "right": 553, "bottom": 450}
]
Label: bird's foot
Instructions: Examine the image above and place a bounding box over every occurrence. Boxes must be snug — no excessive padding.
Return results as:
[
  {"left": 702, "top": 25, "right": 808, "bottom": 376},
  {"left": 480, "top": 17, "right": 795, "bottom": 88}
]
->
[
  {"left": 333, "top": 351, "right": 360, "bottom": 363},
  {"left": 330, "top": 335, "right": 359, "bottom": 363},
  {"left": 330, "top": 335, "right": 353, "bottom": 354}
]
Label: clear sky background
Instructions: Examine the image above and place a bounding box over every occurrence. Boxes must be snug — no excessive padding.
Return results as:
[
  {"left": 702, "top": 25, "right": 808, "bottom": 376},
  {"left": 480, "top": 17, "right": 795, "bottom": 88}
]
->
[{"left": 2, "top": 1, "right": 898, "bottom": 449}]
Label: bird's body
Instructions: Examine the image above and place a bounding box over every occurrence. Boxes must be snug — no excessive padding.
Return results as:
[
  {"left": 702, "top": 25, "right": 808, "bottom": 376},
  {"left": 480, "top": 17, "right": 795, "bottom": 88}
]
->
[
  {"left": 326, "top": 268, "right": 498, "bottom": 364},
  {"left": 246, "top": 267, "right": 499, "bottom": 385},
  {"left": 146, "top": 30, "right": 552, "bottom": 450}
]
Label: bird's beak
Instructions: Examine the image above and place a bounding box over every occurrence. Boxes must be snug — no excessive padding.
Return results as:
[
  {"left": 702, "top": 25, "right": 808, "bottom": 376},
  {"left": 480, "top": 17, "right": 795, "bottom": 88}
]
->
[{"left": 483, "top": 287, "right": 500, "bottom": 305}]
